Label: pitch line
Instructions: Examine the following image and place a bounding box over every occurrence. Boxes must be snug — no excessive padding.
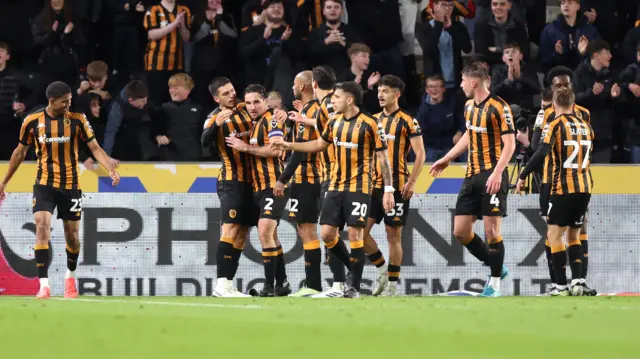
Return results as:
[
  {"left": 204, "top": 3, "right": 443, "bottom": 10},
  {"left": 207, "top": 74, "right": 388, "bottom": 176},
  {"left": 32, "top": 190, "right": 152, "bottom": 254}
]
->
[{"left": 50, "top": 297, "right": 261, "bottom": 309}]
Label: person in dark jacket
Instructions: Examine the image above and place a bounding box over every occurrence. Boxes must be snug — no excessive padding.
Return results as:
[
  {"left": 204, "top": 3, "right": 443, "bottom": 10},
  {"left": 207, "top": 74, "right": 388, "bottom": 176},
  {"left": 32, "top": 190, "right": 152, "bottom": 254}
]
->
[
  {"left": 539, "top": 0, "right": 599, "bottom": 73},
  {"left": 490, "top": 43, "right": 540, "bottom": 110},
  {"left": 416, "top": 74, "right": 466, "bottom": 162},
  {"left": 580, "top": 0, "right": 620, "bottom": 47},
  {"left": 422, "top": 0, "right": 472, "bottom": 90},
  {"left": 154, "top": 73, "right": 205, "bottom": 161},
  {"left": 76, "top": 93, "right": 110, "bottom": 169},
  {"left": 574, "top": 39, "right": 621, "bottom": 163},
  {"left": 618, "top": 44, "right": 640, "bottom": 163},
  {"left": 108, "top": 0, "right": 146, "bottom": 77},
  {"left": 622, "top": 24, "right": 640, "bottom": 65},
  {"left": 474, "top": 0, "right": 530, "bottom": 67},
  {"left": 103, "top": 80, "right": 155, "bottom": 161},
  {"left": 338, "top": 43, "right": 381, "bottom": 114},
  {"left": 31, "top": 0, "right": 82, "bottom": 90},
  {"left": 308, "top": 0, "right": 360, "bottom": 76}
]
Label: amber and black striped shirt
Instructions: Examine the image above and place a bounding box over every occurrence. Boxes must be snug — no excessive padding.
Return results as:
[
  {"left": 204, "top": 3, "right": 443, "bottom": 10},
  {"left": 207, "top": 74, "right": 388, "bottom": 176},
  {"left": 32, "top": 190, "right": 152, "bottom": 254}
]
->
[
  {"left": 321, "top": 112, "right": 387, "bottom": 195},
  {"left": 542, "top": 114, "right": 594, "bottom": 195},
  {"left": 249, "top": 109, "right": 287, "bottom": 191},
  {"left": 293, "top": 100, "right": 324, "bottom": 184},
  {"left": 202, "top": 104, "right": 253, "bottom": 183},
  {"left": 537, "top": 104, "right": 591, "bottom": 184},
  {"left": 372, "top": 109, "right": 422, "bottom": 189},
  {"left": 463, "top": 95, "right": 515, "bottom": 177},
  {"left": 144, "top": 4, "right": 192, "bottom": 71},
  {"left": 19, "top": 110, "right": 95, "bottom": 190},
  {"left": 315, "top": 92, "right": 336, "bottom": 184}
]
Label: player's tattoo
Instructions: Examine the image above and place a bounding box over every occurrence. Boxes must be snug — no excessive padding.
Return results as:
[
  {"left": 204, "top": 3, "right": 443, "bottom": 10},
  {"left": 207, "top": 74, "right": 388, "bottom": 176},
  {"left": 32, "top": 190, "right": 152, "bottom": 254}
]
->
[{"left": 378, "top": 151, "right": 392, "bottom": 187}]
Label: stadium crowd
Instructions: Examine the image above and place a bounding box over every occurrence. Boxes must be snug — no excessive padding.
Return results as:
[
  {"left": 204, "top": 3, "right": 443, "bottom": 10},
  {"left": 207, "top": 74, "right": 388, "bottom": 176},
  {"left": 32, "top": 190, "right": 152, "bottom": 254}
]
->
[{"left": 1, "top": 0, "right": 640, "bottom": 165}]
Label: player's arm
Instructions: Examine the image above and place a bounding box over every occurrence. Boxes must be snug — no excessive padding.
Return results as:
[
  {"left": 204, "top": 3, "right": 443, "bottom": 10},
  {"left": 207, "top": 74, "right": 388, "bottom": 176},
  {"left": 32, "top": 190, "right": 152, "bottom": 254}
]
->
[
  {"left": 520, "top": 121, "right": 556, "bottom": 180},
  {"left": 407, "top": 136, "right": 426, "bottom": 184},
  {"left": 0, "top": 143, "right": 30, "bottom": 189},
  {"left": 376, "top": 150, "right": 393, "bottom": 188},
  {"left": 277, "top": 137, "right": 330, "bottom": 153},
  {"left": 244, "top": 143, "right": 284, "bottom": 158},
  {"left": 372, "top": 120, "right": 394, "bottom": 212},
  {"left": 81, "top": 117, "right": 120, "bottom": 185},
  {"left": 278, "top": 151, "right": 305, "bottom": 184}
]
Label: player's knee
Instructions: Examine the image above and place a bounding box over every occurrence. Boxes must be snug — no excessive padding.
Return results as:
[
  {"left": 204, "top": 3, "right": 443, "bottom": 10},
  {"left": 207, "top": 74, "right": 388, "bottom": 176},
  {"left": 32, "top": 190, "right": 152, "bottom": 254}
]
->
[
  {"left": 453, "top": 228, "right": 471, "bottom": 243},
  {"left": 484, "top": 228, "right": 499, "bottom": 241},
  {"left": 385, "top": 226, "right": 402, "bottom": 244},
  {"left": 34, "top": 215, "right": 51, "bottom": 235}
]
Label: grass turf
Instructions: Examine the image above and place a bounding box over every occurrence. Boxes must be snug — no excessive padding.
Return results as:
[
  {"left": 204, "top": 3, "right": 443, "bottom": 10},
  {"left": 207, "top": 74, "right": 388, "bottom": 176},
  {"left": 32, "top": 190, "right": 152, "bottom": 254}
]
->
[{"left": 0, "top": 296, "right": 639, "bottom": 359}]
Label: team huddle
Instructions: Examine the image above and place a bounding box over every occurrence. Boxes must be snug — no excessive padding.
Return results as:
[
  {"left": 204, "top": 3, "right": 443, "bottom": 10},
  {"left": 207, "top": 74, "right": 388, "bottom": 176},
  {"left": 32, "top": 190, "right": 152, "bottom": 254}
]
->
[{"left": 0, "top": 62, "right": 596, "bottom": 298}]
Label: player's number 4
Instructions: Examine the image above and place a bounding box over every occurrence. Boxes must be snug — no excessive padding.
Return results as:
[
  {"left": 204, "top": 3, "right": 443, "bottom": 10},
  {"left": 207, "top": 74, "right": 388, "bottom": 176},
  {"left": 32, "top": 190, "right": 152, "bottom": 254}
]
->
[{"left": 564, "top": 140, "right": 591, "bottom": 169}]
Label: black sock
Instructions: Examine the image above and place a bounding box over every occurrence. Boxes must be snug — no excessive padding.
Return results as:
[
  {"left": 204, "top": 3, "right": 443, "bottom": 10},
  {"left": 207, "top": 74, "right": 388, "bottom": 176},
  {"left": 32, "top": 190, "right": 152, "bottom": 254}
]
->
[
  {"left": 66, "top": 247, "right": 79, "bottom": 272},
  {"left": 488, "top": 239, "right": 505, "bottom": 278},
  {"left": 544, "top": 239, "right": 556, "bottom": 284},
  {"left": 230, "top": 247, "right": 242, "bottom": 279},
  {"left": 388, "top": 264, "right": 400, "bottom": 282},
  {"left": 35, "top": 245, "right": 50, "bottom": 279},
  {"left": 552, "top": 249, "right": 568, "bottom": 286},
  {"left": 262, "top": 248, "right": 278, "bottom": 286},
  {"left": 328, "top": 238, "right": 352, "bottom": 270},
  {"left": 464, "top": 233, "right": 490, "bottom": 266},
  {"left": 367, "top": 250, "right": 386, "bottom": 268},
  {"left": 581, "top": 238, "right": 589, "bottom": 280},
  {"left": 275, "top": 246, "right": 287, "bottom": 286},
  {"left": 216, "top": 238, "right": 235, "bottom": 280},
  {"left": 568, "top": 244, "right": 583, "bottom": 283},
  {"left": 326, "top": 246, "right": 346, "bottom": 283},
  {"left": 349, "top": 246, "right": 365, "bottom": 290},
  {"left": 303, "top": 241, "right": 322, "bottom": 291}
]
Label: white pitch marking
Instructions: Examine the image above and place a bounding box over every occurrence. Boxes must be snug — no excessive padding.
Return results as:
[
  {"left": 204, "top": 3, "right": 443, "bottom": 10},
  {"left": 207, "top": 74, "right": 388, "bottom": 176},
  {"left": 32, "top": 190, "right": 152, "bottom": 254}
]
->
[{"left": 50, "top": 297, "right": 261, "bottom": 309}]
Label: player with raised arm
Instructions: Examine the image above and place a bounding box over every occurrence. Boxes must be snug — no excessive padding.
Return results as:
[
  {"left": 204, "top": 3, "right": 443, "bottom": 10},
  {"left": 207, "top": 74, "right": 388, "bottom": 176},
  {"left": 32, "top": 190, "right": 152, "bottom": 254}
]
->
[
  {"left": 0, "top": 81, "right": 120, "bottom": 299},
  {"left": 201, "top": 77, "right": 254, "bottom": 297},
  {"left": 271, "top": 81, "right": 394, "bottom": 298},
  {"left": 517, "top": 87, "right": 594, "bottom": 296},
  {"left": 430, "top": 64, "right": 515, "bottom": 297},
  {"left": 225, "top": 84, "right": 291, "bottom": 297},
  {"left": 364, "top": 75, "right": 426, "bottom": 296}
]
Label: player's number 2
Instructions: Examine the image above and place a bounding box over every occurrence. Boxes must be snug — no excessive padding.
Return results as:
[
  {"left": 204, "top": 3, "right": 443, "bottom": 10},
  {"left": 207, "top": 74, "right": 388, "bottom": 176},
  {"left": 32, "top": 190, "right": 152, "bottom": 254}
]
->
[
  {"left": 70, "top": 198, "right": 83, "bottom": 212},
  {"left": 264, "top": 198, "right": 274, "bottom": 211},
  {"left": 563, "top": 140, "right": 592, "bottom": 169},
  {"left": 351, "top": 202, "right": 367, "bottom": 217}
]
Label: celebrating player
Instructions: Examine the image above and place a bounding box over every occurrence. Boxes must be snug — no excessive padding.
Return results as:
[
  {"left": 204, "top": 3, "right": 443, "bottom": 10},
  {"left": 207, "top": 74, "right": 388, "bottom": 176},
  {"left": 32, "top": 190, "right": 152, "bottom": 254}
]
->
[
  {"left": 225, "top": 84, "right": 290, "bottom": 297},
  {"left": 517, "top": 87, "right": 594, "bottom": 296},
  {"left": 272, "top": 81, "right": 394, "bottom": 298},
  {"left": 364, "top": 75, "right": 426, "bottom": 296},
  {"left": 201, "top": 77, "right": 254, "bottom": 297},
  {"left": 0, "top": 81, "right": 120, "bottom": 299},
  {"left": 430, "top": 64, "right": 515, "bottom": 297}
]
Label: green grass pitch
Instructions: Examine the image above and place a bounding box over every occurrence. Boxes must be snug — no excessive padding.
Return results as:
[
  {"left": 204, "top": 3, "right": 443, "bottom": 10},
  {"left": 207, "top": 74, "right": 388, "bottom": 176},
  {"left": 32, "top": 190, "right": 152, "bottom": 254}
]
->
[{"left": 0, "top": 296, "right": 639, "bottom": 359}]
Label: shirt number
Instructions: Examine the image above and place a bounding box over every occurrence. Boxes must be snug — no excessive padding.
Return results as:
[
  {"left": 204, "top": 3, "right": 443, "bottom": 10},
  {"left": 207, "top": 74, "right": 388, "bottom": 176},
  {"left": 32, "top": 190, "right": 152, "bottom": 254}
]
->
[{"left": 563, "top": 140, "right": 592, "bottom": 169}]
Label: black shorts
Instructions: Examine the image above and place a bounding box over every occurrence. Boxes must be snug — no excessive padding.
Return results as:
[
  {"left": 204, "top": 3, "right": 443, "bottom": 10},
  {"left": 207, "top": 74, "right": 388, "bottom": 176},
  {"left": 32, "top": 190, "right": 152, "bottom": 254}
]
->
[
  {"left": 539, "top": 183, "right": 551, "bottom": 217},
  {"left": 319, "top": 191, "right": 371, "bottom": 228},
  {"left": 32, "top": 184, "right": 83, "bottom": 221},
  {"left": 455, "top": 170, "right": 508, "bottom": 219},
  {"left": 289, "top": 183, "right": 322, "bottom": 224},
  {"left": 254, "top": 188, "right": 289, "bottom": 221},
  {"left": 370, "top": 189, "right": 410, "bottom": 227},
  {"left": 547, "top": 193, "right": 591, "bottom": 228},
  {"left": 217, "top": 180, "right": 258, "bottom": 227}
]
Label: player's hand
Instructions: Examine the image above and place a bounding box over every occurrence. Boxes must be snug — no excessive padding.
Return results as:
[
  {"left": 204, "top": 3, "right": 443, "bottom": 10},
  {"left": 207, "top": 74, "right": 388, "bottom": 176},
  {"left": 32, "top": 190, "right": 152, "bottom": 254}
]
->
[
  {"left": 83, "top": 158, "right": 95, "bottom": 170},
  {"left": 292, "top": 100, "right": 303, "bottom": 112},
  {"left": 401, "top": 180, "right": 415, "bottom": 200},
  {"left": 515, "top": 178, "right": 526, "bottom": 194},
  {"left": 485, "top": 171, "right": 502, "bottom": 195},
  {"left": 215, "top": 109, "right": 233, "bottom": 126},
  {"left": 288, "top": 111, "right": 305, "bottom": 124},
  {"left": 110, "top": 170, "right": 120, "bottom": 187},
  {"left": 273, "top": 109, "right": 288, "bottom": 123},
  {"left": 274, "top": 181, "right": 285, "bottom": 197},
  {"left": 0, "top": 182, "right": 7, "bottom": 201},
  {"left": 270, "top": 137, "right": 289, "bottom": 150},
  {"left": 225, "top": 135, "right": 248, "bottom": 152},
  {"left": 383, "top": 192, "right": 395, "bottom": 214},
  {"left": 429, "top": 158, "right": 450, "bottom": 177},
  {"left": 110, "top": 158, "right": 120, "bottom": 168}
]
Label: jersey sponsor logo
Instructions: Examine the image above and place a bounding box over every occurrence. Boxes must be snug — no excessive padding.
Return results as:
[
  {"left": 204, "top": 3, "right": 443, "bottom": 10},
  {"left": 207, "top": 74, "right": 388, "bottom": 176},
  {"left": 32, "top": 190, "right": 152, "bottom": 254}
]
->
[
  {"left": 334, "top": 140, "right": 359, "bottom": 149},
  {"left": 466, "top": 122, "right": 488, "bottom": 133},
  {"left": 38, "top": 135, "right": 70, "bottom": 144},
  {"left": 229, "top": 130, "right": 251, "bottom": 139}
]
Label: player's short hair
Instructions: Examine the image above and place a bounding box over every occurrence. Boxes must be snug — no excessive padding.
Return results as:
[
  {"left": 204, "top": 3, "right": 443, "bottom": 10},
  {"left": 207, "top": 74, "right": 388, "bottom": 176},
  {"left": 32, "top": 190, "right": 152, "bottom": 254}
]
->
[
  {"left": 426, "top": 74, "right": 445, "bottom": 86},
  {"left": 209, "top": 77, "right": 231, "bottom": 97},
  {"left": 312, "top": 65, "right": 336, "bottom": 90},
  {"left": 347, "top": 43, "right": 371, "bottom": 58},
  {"left": 553, "top": 88, "right": 575, "bottom": 109},
  {"left": 588, "top": 39, "right": 611, "bottom": 58},
  {"left": 379, "top": 75, "right": 405, "bottom": 94},
  {"left": 461, "top": 62, "right": 490, "bottom": 81},
  {"left": 125, "top": 80, "right": 149, "bottom": 100},
  {"left": 168, "top": 73, "right": 195, "bottom": 91},
  {"left": 86, "top": 61, "right": 108, "bottom": 81},
  {"left": 335, "top": 81, "right": 363, "bottom": 105},
  {"left": 545, "top": 66, "right": 574, "bottom": 86},
  {"left": 0, "top": 42, "right": 10, "bottom": 54},
  {"left": 244, "top": 84, "right": 267, "bottom": 99},
  {"left": 45, "top": 81, "right": 72, "bottom": 100},
  {"left": 541, "top": 87, "right": 554, "bottom": 102},
  {"left": 324, "top": 0, "right": 343, "bottom": 7}
]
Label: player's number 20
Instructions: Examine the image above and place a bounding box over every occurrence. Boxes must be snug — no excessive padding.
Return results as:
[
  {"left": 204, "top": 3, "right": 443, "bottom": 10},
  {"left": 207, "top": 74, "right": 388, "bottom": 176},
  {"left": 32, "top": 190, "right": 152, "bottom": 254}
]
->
[{"left": 351, "top": 202, "right": 367, "bottom": 217}]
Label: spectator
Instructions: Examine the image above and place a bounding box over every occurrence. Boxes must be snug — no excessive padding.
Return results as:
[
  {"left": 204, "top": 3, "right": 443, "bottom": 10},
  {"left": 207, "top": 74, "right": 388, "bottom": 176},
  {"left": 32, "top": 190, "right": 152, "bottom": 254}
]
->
[
  {"left": 76, "top": 60, "right": 112, "bottom": 103},
  {"left": 339, "top": 43, "right": 381, "bottom": 113},
  {"left": 308, "top": 0, "right": 360, "bottom": 76},
  {"left": 619, "top": 44, "right": 640, "bottom": 163},
  {"left": 191, "top": 0, "right": 239, "bottom": 110},
  {"left": 103, "top": 80, "right": 155, "bottom": 161},
  {"left": 416, "top": 74, "right": 466, "bottom": 162},
  {"left": 574, "top": 40, "right": 621, "bottom": 163},
  {"left": 539, "top": 0, "right": 599, "bottom": 73},
  {"left": 108, "top": 0, "right": 146, "bottom": 78},
  {"left": 490, "top": 43, "right": 540, "bottom": 110},
  {"left": 474, "top": 0, "right": 530, "bottom": 67},
  {"left": 423, "top": 0, "right": 472, "bottom": 90},
  {"left": 622, "top": 23, "right": 640, "bottom": 65},
  {"left": 424, "top": 0, "right": 476, "bottom": 21},
  {"left": 267, "top": 91, "right": 284, "bottom": 110},
  {"left": 77, "top": 93, "right": 108, "bottom": 169},
  {"left": 31, "top": 0, "right": 82, "bottom": 89},
  {"left": 154, "top": 73, "right": 204, "bottom": 161},
  {"left": 241, "top": 0, "right": 297, "bottom": 32},
  {"left": 143, "top": 0, "right": 192, "bottom": 107},
  {"left": 580, "top": 0, "right": 620, "bottom": 47}
]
